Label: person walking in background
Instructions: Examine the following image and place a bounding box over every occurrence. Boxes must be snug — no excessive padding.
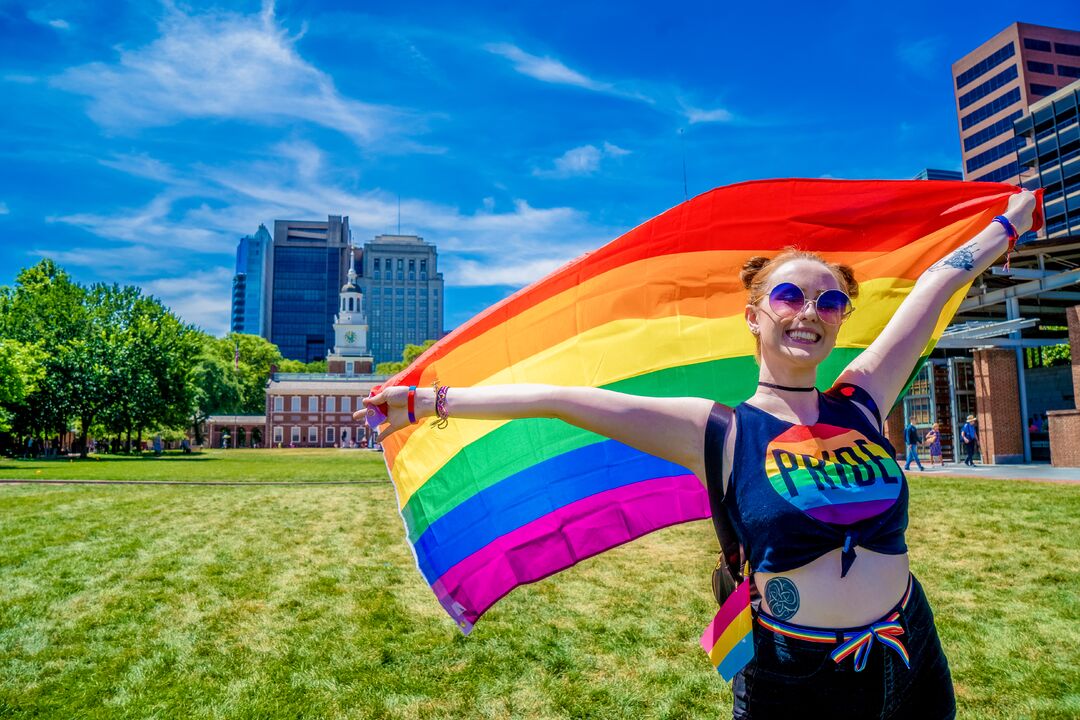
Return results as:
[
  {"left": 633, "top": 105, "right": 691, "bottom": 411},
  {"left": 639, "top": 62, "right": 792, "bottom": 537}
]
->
[
  {"left": 961, "top": 415, "right": 978, "bottom": 466},
  {"left": 904, "top": 420, "right": 925, "bottom": 471},
  {"left": 925, "top": 422, "right": 943, "bottom": 467}
]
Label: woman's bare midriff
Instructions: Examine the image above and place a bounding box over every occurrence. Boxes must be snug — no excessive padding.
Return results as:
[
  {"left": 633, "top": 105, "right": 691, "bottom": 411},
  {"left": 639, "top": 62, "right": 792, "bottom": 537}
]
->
[{"left": 755, "top": 548, "right": 911, "bottom": 628}]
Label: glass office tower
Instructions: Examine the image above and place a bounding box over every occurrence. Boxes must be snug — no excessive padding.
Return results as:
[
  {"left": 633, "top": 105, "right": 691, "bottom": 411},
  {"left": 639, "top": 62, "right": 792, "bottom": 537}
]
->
[
  {"left": 267, "top": 216, "right": 351, "bottom": 362},
  {"left": 230, "top": 224, "right": 271, "bottom": 336}
]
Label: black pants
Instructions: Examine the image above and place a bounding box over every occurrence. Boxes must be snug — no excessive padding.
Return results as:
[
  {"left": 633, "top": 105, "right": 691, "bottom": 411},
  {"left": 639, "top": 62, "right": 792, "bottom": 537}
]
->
[
  {"left": 732, "top": 575, "right": 955, "bottom": 719},
  {"left": 963, "top": 441, "right": 976, "bottom": 466}
]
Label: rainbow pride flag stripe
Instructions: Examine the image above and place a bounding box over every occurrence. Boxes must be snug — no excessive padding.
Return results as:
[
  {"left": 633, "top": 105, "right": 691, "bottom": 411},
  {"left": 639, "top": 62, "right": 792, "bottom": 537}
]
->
[
  {"left": 700, "top": 579, "right": 754, "bottom": 680},
  {"left": 376, "top": 179, "right": 1019, "bottom": 633}
]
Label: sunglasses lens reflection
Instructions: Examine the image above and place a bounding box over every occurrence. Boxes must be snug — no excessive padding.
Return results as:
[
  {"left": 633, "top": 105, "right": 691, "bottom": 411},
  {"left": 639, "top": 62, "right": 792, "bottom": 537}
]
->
[
  {"left": 816, "top": 290, "right": 851, "bottom": 324},
  {"left": 769, "top": 283, "right": 805, "bottom": 317}
]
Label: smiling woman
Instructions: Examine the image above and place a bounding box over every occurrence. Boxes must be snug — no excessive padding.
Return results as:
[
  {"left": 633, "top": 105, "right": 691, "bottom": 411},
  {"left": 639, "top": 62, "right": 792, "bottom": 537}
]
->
[{"left": 354, "top": 179, "right": 1039, "bottom": 719}]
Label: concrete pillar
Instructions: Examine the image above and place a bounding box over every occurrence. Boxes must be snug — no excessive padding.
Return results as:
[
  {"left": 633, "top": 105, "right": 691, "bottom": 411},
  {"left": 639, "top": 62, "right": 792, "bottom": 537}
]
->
[
  {"left": 1068, "top": 305, "right": 1080, "bottom": 402},
  {"left": 972, "top": 348, "right": 1024, "bottom": 464},
  {"left": 882, "top": 402, "right": 905, "bottom": 460},
  {"left": 1049, "top": 305, "right": 1080, "bottom": 467}
]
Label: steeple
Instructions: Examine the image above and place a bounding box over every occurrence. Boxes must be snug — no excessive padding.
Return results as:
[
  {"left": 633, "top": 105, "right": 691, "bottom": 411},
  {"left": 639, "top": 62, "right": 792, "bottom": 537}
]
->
[{"left": 341, "top": 245, "right": 361, "bottom": 293}]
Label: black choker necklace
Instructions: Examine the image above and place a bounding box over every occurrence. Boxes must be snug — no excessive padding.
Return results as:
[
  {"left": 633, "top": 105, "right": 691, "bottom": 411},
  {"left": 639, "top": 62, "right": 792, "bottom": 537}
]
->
[{"left": 758, "top": 381, "right": 816, "bottom": 392}]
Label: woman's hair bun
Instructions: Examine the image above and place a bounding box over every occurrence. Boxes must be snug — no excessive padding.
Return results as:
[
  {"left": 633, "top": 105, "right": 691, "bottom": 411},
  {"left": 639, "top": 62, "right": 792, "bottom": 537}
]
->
[
  {"left": 740, "top": 256, "right": 771, "bottom": 290},
  {"left": 835, "top": 263, "right": 860, "bottom": 299}
]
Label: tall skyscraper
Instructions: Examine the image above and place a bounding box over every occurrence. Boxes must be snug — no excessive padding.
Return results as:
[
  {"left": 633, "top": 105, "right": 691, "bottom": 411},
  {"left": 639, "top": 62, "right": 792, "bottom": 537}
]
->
[
  {"left": 267, "top": 216, "right": 352, "bottom": 362},
  {"left": 230, "top": 224, "right": 271, "bottom": 336},
  {"left": 358, "top": 234, "right": 444, "bottom": 365},
  {"left": 1015, "top": 80, "right": 1080, "bottom": 239},
  {"left": 952, "top": 22, "right": 1080, "bottom": 184}
]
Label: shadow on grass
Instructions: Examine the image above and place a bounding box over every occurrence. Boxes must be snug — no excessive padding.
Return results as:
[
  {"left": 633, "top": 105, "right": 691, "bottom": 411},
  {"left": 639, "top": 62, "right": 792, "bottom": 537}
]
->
[{"left": 2, "top": 452, "right": 213, "bottom": 464}]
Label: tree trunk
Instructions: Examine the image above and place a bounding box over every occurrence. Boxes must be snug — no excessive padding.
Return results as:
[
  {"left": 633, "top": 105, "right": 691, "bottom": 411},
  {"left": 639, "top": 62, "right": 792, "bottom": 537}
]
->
[
  {"left": 125, "top": 428, "right": 131, "bottom": 454},
  {"left": 136, "top": 428, "right": 142, "bottom": 455},
  {"left": 78, "top": 415, "right": 93, "bottom": 458}
]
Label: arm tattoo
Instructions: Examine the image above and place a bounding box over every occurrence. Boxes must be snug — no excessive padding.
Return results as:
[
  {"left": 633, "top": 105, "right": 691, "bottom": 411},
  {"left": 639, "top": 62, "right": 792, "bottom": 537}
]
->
[
  {"left": 928, "top": 242, "right": 976, "bottom": 272},
  {"left": 764, "top": 577, "right": 800, "bottom": 620}
]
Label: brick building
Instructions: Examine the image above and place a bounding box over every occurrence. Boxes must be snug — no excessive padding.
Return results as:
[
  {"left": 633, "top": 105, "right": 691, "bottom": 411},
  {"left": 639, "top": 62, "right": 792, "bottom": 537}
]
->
[{"left": 265, "top": 375, "right": 384, "bottom": 448}]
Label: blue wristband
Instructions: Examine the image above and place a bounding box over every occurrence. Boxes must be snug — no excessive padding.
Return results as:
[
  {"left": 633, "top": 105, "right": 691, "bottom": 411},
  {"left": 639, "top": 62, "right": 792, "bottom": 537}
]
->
[{"left": 992, "top": 215, "right": 1018, "bottom": 243}]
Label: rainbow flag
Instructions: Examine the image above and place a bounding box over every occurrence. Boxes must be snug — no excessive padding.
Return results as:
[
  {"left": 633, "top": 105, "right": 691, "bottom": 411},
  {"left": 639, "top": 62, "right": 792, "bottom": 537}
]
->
[
  {"left": 700, "top": 578, "right": 753, "bottom": 681},
  {"left": 377, "top": 179, "right": 1022, "bottom": 634}
]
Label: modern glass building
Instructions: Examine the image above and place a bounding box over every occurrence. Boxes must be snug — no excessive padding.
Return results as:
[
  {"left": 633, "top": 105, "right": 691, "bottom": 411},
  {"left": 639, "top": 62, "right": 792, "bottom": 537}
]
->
[
  {"left": 952, "top": 22, "right": 1080, "bottom": 184},
  {"left": 267, "top": 216, "right": 351, "bottom": 362},
  {"left": 1015, "top": 80, "right": 1080, "bottom": 239},
  {"left": 358, "top": 234, "right": 444, "bottom": 365},
  {"left": 230, "top": 224, "right": 271, "bottom": 335}
]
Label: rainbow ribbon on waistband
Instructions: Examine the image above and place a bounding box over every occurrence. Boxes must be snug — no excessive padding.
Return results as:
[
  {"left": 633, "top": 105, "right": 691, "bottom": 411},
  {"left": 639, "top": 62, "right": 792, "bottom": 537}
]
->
[{"left": 830, "top": 621, "right": 911, "bottom": 671}]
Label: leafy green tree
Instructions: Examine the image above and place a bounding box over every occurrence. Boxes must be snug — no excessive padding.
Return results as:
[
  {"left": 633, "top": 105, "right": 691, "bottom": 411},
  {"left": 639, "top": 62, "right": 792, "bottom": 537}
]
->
[
  {"left": 376, "top": 340, "right": 437, "bottom": 375},
  {"left": 0, "top": 340, "right": 45, "bottom": 432}
]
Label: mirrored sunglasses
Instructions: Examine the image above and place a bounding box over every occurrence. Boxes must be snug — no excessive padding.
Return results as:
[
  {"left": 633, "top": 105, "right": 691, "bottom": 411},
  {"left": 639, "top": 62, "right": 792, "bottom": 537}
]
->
[{"left": 767, "top": 282, "right": 853, "bottom": 326}]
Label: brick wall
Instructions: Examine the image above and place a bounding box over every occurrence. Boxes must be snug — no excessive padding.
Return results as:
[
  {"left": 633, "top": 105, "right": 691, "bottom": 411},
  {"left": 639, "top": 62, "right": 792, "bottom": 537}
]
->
[
  {"left": 882, "top": 402, "right": 905, "bottom": 460},
  {"left": 1049, "top": 305, "right": 1080, "bottom": 467},
  {"left": 972, "top": 348, "right": 1024, "bottom": 464}
]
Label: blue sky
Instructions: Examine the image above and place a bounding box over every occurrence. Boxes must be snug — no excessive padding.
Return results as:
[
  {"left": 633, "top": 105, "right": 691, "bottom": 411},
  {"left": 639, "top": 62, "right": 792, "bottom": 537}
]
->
[{"left": 1, "top": 1, "right": 1077, "bottom": 336}]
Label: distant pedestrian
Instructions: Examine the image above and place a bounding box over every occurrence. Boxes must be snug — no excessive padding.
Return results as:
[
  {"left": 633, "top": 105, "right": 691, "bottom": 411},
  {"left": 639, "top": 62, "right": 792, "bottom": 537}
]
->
[
  {"left": 961, "top": 415, "right": 978, "bottom": 466},
  {"left": 904, "top": 421, "right": 924, "bottom": 471},
  {"left": 1033, "top": 414, "right": 1044, "bottom": 433},
  {"left": 925, "top": 423, "right": 943, "bottom": 466}
]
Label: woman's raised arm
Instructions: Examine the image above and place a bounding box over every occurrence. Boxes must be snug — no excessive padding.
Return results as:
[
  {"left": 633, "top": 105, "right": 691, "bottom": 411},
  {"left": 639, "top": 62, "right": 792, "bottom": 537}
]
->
[
  {"left": 836, "top": 190, "right": 1037, "bottom": 414},
  {"left": 357, "top": 384, "right": 716, "bottom": 481}
]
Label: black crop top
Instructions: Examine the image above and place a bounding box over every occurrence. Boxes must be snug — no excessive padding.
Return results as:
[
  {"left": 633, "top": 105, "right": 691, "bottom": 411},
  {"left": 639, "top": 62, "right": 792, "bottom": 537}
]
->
[{"left": 709, "top": 384, "right": 909, "bottom": 577}]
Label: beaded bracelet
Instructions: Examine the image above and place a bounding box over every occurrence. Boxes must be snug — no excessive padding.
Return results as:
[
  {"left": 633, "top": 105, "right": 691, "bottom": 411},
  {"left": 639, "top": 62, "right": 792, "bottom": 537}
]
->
[{"left": 430, "top": 381, "right": 450, "bottom": 429}]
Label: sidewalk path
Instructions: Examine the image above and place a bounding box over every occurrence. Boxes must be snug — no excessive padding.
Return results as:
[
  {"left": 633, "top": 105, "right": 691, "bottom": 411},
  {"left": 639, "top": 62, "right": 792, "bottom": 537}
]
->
[{"left": 904, "top": 463, "right": 1080, "bottom": 484}]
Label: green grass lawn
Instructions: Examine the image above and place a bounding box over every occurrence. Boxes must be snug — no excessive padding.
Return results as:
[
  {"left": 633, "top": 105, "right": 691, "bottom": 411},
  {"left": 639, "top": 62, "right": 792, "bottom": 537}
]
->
[{"left": 0, "top": 451, "right": 1077, "bottom": 719}]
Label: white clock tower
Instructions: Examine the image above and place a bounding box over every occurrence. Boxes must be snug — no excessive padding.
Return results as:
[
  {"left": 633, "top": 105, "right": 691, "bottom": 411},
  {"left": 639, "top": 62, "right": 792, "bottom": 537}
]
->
[{"left": 328, "top": 247, "right": 374, "bottom": 374}]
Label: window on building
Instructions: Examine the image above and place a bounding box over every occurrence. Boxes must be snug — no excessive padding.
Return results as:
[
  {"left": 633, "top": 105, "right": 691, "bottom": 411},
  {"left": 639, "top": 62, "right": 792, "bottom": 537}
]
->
[
  {"left": 341, "top": 396, "right": 351, "bottom": 414},
  {"left": 345, "top": 361, "right": 354, "bottom": 374},
  {"left": 955, "top": 42, "right": 1015, "bottom": 89},
  {"left": 291, "top": 426, "right": 301, "bottom": 443},
  {"left": 308, "top": 426, "right": 318, "bottom": 443},
  {"left": 348, "top": 297, "right": 353, "bottom": 311},
  {"left": 1024, "top": 38, "right": 1052, "bottom": 52},
  {"left": 1030, "top": 83, "right": 1056, "bottom": 97},
  {"left": 1027, "top": 60, "right": 1054, "bottom": 75},
  {"left": 309, "top": 396, "right": 318, "bottom": 413},
  {"left": 1055, "top": 42, "right": 1080, "bottom": 57},
  {"left": 420, "top": 259, "right": 427, "bottom": 280},
  {"left": 326, "top": 426, "right": 336, "bottom": 444},
  {"left": 957, "top": 65, "right": 1018, "bottom": 110},
  {"left": 274, "top": 396, "right": 284, "bottom": 412},
  {"left": 965, "top": 136, "right": 1023, "bottom": 173},
  {"left": 961, "top": 87, "right": 1021, "bottom": 130},
  {"left": 326, "top": 396, "right": 336, "bottom": 413},
  {"left": 291, "top": 396, "right": 300, "bottom": 412},
  {"left": 273, "top": 426, "right": 283, "bottom": 444},
  {"left": 374, "top": 258, "right": 380, "bottom": 271},
  {"left": 1059, "top": 65, "right": 1080, "bottom": 78}
]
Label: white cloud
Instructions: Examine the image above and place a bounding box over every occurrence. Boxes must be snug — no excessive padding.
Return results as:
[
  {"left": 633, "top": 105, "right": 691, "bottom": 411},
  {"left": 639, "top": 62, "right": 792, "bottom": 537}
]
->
[
  {"left": 485, "top": 42, "right": 742, "bottom": 126},
  {"left": 27, "top": 9, "right": 71, "bottom": 31},
  {"left": 533, "top": 142, "right": 631, "bottom": 178},
  {"left": 484, "top": 42, "right": 613, "bottom": 92},
  {"left": 484, "top": 42, "right": 653, "bottom": 104},
  {"left": 684, "top": 106, "right": 734, "bottom": 124},
  {"left": 50, "top": 2, "right": 400, "bottom": 146},
  {"left": 56, "top": 144, "right": 614, "bottom": 305},
  {"left": 142, "top": 267, "right": 234, "bottom": 335}
]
